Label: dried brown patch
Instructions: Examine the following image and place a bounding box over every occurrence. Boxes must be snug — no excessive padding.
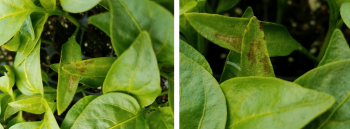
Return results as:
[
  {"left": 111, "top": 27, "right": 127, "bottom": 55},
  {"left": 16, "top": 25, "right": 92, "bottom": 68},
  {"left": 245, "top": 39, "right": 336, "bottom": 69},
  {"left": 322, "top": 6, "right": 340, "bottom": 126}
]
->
[
  {"left": 245, "top": 26, "right": 249, "bottom": 31},
  {"left": 214, "top": 33, "right": 242, "bottom": 51},
  {"left": 75, "top": 63, "right": 88, "bottom": 73},
  {"left": 261, "top": 55, "right": 270, "bottom": 74},
  {"left": 84, "top": 60, "right": 94, "bottom": 65},
  {"left": 68, "top": 75, "right": 79, "bottom": 92}
]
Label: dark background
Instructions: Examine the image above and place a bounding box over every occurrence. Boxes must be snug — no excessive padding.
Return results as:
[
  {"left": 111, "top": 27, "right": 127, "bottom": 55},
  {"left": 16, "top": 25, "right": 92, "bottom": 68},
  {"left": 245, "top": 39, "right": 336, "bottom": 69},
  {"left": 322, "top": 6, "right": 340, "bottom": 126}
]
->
[{"left": 204, "top": 0, "right": 350, "bottom": 81}]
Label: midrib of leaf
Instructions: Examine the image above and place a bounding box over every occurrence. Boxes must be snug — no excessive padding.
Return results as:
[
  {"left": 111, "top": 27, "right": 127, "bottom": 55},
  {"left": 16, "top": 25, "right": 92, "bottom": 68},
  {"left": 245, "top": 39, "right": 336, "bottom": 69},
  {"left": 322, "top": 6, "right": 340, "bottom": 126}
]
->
[
  {"left": 318, "top": 92, "right": 350, "bottom": 129},
  {"left": 155, "top": 28, "right": 171, "bottom": 55},
  {"left": 127, "top": 41, "right": 144, "bottom": 95},
  {"left": 119, "top": 1, "right": 142, "bottom": 31},
  {"left": 160, "top": 111, "right": 170, "bottom": 129},
  {"left": 23, "top": 61, "right": 39, "bottom": 93},
  {"left": 109, "top": 110, "right": 145, "bottom": 129},
  {"left": 197, "top": 66, "right": 207, "bottom": 129},
  {"left": 228, "top": 100, "right": 327, "bottom": 128}
]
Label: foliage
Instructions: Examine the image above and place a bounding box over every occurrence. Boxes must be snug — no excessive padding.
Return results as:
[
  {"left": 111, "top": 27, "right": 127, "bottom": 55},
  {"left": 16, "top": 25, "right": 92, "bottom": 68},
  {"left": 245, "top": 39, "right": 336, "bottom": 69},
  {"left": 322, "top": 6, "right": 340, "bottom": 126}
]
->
[
  {"left": 0, "top": 0, "right": 174, "bottom": 128},
  {"left": 180, "top": 0, "right": 350, "bottom": 128}
]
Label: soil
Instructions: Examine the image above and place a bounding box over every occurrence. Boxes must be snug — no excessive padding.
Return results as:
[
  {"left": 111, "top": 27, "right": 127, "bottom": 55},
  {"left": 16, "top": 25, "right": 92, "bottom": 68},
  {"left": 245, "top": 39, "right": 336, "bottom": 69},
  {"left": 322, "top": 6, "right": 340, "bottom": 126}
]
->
[{"left": 206, "top": 0, "right": 350, "bottom": 81}]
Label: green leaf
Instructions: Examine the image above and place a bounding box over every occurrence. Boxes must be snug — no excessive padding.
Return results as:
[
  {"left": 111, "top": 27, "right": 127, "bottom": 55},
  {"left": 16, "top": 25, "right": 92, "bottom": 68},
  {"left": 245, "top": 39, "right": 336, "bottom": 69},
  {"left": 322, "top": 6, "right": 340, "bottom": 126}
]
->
[
  {"left": 4, "top": 90, "right": 26, "bottom": 120},
  {"left": 319, "top": 29, "right": 350, "bottom": 66},
  {"left": 185, "top": 13, "right": 310, "bottom": 57},
  {"left": 41, "top": 70, "right": 49, "bottom": 86},
  {"left": 221, "top": 77, "right": 335, "bottom": 129},
  {"left": 79, "top": 77, "right": 104, "bottom": 88},
  {"left": 151, "top": 0, "right": 174, "bottom": 14},
  {"left": 60, "top": 0, "right": 101, "bottom": 13},
  {"left": 147, "top": 107, "right": 174, "bottom": 129},
  {"left": 242, "top": 6, "right": 254, "bottom": 18},
  {"left": 0, "top": 93, "right": 12, "bottom": 118},
  {"left": 180, "top": 1, "right": 197, "bottom": 15},
  {"left": 40, "top": 0, "right": 56, "bottom": 11},
  {"left": 148, "top": 1, "right": 174, "bottom": 66},
  {"left": 180, "top": 53, "right": 226, "bottom": 129},
  {"left": 108, "top": 0, "right": 151, "bottom": 56},
  {"left": 341, "top": 1, "right": 350, "bottom": 29},
  {"left": 14, "top": 41, "right": 43, "bottom": 96},
  {"left": 0, "top": 65, "right": 15, "bottom": 93},
  {"left": 240, "top": 17, "right": 275, "bottom": 77},
  {"left": 50, "top": 63, "right": 59, "bottom": 72},
  {"left": 7, "top": 111, "right": 25, "bottom": 129},
  {"left": 3, "top": 33, "right": 20, "bottom": 51},
  {"left": 0, "top": 0, "right": 43, "bottom": 46},
  {"left": 168, "top": 73, "right": 174, "bottom": 113},
  {"left": 295, "top": 59, "right": 350, "bottom": 128},
  {"left": 88, "top": 12, "right": 110, "bottom": 36},
  {"left": 15, "top": 13, "right": 48, "bottom": 67},
  {"left": 19, "top": 15, "right": 35, "bottom": 40},
  {"left": 62, "top": 57, "right": 117, "bottom": 77},
  {"left": 43, "top": 86, "right": 56, "bottom": 101},
  {"left": 216, "top": 0, "right": 241, "bottom": 13},
  {"left": 8, "top": 96, "right": 44, "bottom": 114},
  {"left": 99, "top": 0, "right": 109, "bottom": 10},
  {"left": 180, "top": 39, "right": 212, "bottom": 74},
  {"left": 57, "top": 36, "right": 82, "bottom": 115},
  {"left": 103, "top": 31, "right": 161, "bottom": 107},
  {"left": 62, "top": 93, "right": 149, "bottom": 129}
]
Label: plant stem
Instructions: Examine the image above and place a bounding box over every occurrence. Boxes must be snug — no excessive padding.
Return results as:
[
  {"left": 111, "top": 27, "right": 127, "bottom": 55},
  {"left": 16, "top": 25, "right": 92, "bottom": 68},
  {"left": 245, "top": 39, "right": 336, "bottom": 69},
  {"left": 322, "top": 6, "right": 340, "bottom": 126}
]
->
[
  {"left": 41, "top": 39, "right": 55, "bottom": 45},
  {"left": 49, "top": 8, "right": 88, "bottom": 30},
  {"left": 158, "top": 91, "right": 169, "bottom": 96}
]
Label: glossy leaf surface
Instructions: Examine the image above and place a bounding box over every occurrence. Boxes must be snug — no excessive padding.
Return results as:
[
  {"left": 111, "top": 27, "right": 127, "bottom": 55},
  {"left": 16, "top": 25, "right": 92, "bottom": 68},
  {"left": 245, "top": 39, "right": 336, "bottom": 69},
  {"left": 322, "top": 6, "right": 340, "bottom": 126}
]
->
[
  {"left": 61, "top": 0, "right": 101, "bottom": 13},
  {"left": 103, "top": 32, "right": 161, "bottom": 107},
  {"left": 62, "top": 57, "right": 117, "bottom": 77},
  {"left": 240, "top": 17, "right": 274, "bottom": 77},
  {"left": 108, "top": 0, "right": 150, "bottom": 56},
  {"left": 3, "top": 33, "right": 20, "bottom": 51},
  {"left": 185, "top": 13, "right": 306, "bottom": 57},
  {"left": 147, "top": 107, "right": 174, "bottom": 129},
  {"left": 180, "top": 39, "right": 212, "bottom": 74},
  {"left": 318, "top": 30, "right": 350, "bottom": 66},
  {"left": 221, "top": 77, "right": 335, "bottom": 129},
  {"left": 295, "top": 59, "right": 350, "bottom": 128},
  {"left": 15, "top": 13, "right": 48, "bottom": 66},
  {"left": 0, "top": 0, "right": 43, "bottom": 46},
  {"left": 216, "top": 0, "right": 241, "bottom": 13},
  {"left": 180, "top": 54, "right": 226, "bottom": 129},
  {"left": 14, "top": 41, "right": 43, "bottom": 96},
  {"left": 88, "top": 12, "right": 110, "bottom": 36},
  {"left": 0, "top": 65, "right": 15, "bottom": 93},
  {"left": 19, "top": 16, "right": 35, "bottom": 40},
  {"left": 40, "top": 0, "right": 56, "bottom": 11},
  {"left": 57, "top": 37, "right": 82, "bottom": 115},
  {"left": 62, "top": 93, "right": 149, "bottom": 129}
]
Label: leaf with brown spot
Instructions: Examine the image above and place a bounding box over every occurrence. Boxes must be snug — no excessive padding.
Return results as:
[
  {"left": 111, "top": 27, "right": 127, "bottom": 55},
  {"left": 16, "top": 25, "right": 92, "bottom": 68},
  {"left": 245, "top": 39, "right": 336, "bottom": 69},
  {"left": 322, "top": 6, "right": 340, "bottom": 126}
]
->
[
  {"left": 240, "top": 17, "right": 275, "bottom": 77},
  {"left": 62, "top": 57, "right": 117, "bottom": 77},
  {"left": 57, "top": 36, "right": 82, "bottom": 115}
]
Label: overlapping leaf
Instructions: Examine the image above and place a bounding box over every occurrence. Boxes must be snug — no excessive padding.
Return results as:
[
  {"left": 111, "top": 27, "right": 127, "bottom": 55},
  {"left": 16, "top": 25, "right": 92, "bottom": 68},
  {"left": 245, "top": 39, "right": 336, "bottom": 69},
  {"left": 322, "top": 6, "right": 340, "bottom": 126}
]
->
[
  {"left": 3, "top": 33, "right": 20, "bottom": 51},
  {"left": 57, "top": 36, "right": 82, "bottom": 115},
  {"left": 180, "top": 54, "right": 226, "bottom": 129},
  {"left": 88, "top": 12, "right": 110, "bottom": 36},
  {"left": 0, "top": 0, "right": 43, "bottom": 46},
  {"left": 0, "top": 65, "right": 15, "bottom": 93},
  {"left": 216, "top": 0, "right": 241, "bottom": 13},
  {"left": 62, "top": 93, "right": 149, "bottom": 129},
  {"left": 103, "top": 31, "right": 161, "bottom": 107},
  {"left": 295, "top": 59, "right": 350, "bottom": 128},
  {"left": 8, "top": 96, "right": 55, "bottom": 114},
  {"left": 180, "top": 39, "right": 212, "bottom": 74},
  {"left": 40, "top": 0, "right": 56, "bottom": 11},
  {"left": 147, "top": 107, "right": 174, "bottom": 129},
  {"left": 221, "top": 77, "right": 335, "bottom": 129},
  {"left": 62, "top": 57, "right": 116, "bottom": 77},
  {"left": 61, "top": 0, "right": 101, "bottom": 13}
]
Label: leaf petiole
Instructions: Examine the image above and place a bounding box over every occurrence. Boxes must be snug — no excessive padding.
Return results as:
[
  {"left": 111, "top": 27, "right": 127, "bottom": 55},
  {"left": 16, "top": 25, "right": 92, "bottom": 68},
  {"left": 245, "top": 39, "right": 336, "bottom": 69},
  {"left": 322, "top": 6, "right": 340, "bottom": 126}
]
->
[{"left": 48, "top": 8, "right": 88, "bottom": 30}]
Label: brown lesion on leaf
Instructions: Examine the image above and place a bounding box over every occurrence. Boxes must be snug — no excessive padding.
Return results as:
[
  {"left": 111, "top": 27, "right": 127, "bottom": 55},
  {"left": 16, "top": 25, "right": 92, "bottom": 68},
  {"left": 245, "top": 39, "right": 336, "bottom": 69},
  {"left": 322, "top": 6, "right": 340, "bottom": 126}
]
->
[
  {"left": 74, "top": 63, "right": 88, "bottom": 73},
  {"left": 214, "top": 33, "right": 242, "bottom": 51},
  {"left": 259, "top": 22, "right": 263, "bottom": 32},
  {"left": 261, "top": 54, "right": 271, "bottom": 74},
  {"left": 245, "top": 26, "right": 249, "bottom": 31},
  {"left": 84, "top": 60, "right": 94, "bottom": 65},
  {"left": 68, "top": 75, "right": 79, "bottom": 92}
]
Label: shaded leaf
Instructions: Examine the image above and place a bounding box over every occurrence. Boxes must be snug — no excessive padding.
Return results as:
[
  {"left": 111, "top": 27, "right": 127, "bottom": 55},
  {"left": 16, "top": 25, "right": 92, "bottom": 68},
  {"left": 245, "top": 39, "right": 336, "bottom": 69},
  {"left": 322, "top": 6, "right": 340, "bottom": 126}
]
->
[
  {"left": 62, "top": 57, "right": 117, "bottom": 77},
  {"left": 0, "top": 65, "right": 15, "bottom": 93},
  {"left": 216, "top": 0, "right": 241, "bottom": 13},
  {"left": 62, "top": 93, "right": 149, "bottom": 129},
  {"left": 180, "top": 54, "right": 226, "bottom": 129},
  {"left": 151, "top": 0, "right": 174, "bottom": 13},
  {"left": 341, "top": 1, "right": 350, "bottom": 29},
  {"left": 88, "top": 12, "right": 110, "bottom": 36},
  {"left": 0, "top": 0, "right": 43, "bottom": 46},
  {"left": 180, "top": 39, "right": 212, "bottom": 74},
  {"left": 60, "top": 0, "right": 101, "bottom": 13},
  {"left": 3, "top": 33, "right": 20, "bottom": 51},
  {"left": 240, "top": 17, "right": 274, "bottom": 77},
  {"left": 168, "top": 73, "right": 174, "bottom": 113},
  {"left": 295, "top": 59, "right": 350, "bottom": 128},
  {"left": 147, "top": 107, "right": 174, "bottom": 129},
  {"left": 19, "top": 14, "right": 35, "bottom": 40},
  {"left": 99, "top": 0, "right": 109, "bottom": 10},
  {"left": 7, "top": 111, "right": 25, "bottom": 129},
  {"left": 242, "top": 6, "right": 254, "bottom": 19},
  {"left": 8, "top": 96, "right": 55, "bottom": 114},
  {"left": 221, "top": 77, "right": 335, "bottom": 129},
  {"left": 41, "top": 70, "right": 49, "bottom": 86},
  {"left": 40, "top": 0, "right": 56, "bottom": 11},
  {"left": 103, "top": 31, "right": 161, "bottom": 107},
  {"left": 80, "top": 77, "right": 104, "bottom": 88},
  {"left": 57, "top": 36, "right": 82, "bottom": 115}
]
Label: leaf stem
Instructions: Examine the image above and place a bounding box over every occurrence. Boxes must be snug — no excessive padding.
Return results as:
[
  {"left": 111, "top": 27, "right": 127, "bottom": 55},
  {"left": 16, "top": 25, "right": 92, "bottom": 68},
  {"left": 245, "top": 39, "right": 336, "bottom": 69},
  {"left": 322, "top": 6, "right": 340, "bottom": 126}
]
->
[
  {"left": 317, "top": 19, "right": 343, "bottom": 61},
  {"left": 41, "top": 39, "right": 55, "bottom": 45},
  {"left": 49, "top": 8, "right": 88, "bottom": 30},
  {"left": 158, "top": 91, "right": 169, "bottom": 97}
]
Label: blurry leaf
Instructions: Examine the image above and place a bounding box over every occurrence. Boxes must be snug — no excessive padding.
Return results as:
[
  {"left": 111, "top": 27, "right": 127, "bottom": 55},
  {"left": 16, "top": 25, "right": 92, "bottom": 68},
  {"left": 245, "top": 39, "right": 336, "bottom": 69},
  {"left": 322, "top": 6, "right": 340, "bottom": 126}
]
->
[
  {"left": 168, "top": 73, "right": 174, "bottom": 113},
  {"left": 88, "top": 12, "right": 110, "bottom": 36},
  {"left": 7, "top": 111, "right": 25, "bottom": 129},
  {"left": 151, "top": 0, "right": 174, "bottom": 13},
  {"left": 62, "top": 57, "right": 117, "bottom": 77},
  {"left": 180, "top": 54, "right": 226, "bottom": 129},
  {"left": 103, "top": 31, "right": 161, "bottom": 107},
  {"left": 8, "top": 96, "right": 55, "bottom": 114},
  {"left": 62, "top": 93, "right": 149, "bottom": 129},
  {"left": 295, "top": 59, "right": 350, "bottom": 128},
  {"left": 43, "top": 86, "right": 56, "bottom": 101},
  {"left": 221, "top": 77, "right": 335, "bottom": 128},
  {"left": 180, "top": 1, "right": 197, "bottom": 15},
  {"left": 185, "top": 13, "right": 310, "bottom": 57},
  {"left": 19, "top": 16, "right": 35, "bottom": 40},
  {"left": 50, "top": 63, "right": 59, "bottom": 72},
  {"left": 40, "top": 0, "right": 56, "bottom": 11},
  {"left": 341, "top": 1, "right": 350, "bottom": 29},
  {"left": 0, "top": 0, "right": 43, "bottom": 46},
  {"left": 147, "top": 107, "right": 174, "bottom": 129},
  {"left": 108, "top": 0, "right": 151, "bottom": 56},
  {"left": 15, "top": 13, "right": 48, "bottom": 67},
  {"left": 216, "top": 0, "right": 241, "bottom": 13},
  {"left": 0, "top": 65, "right": 15, "bottom": 93},
  {"left": 14, "top": 41, "right": 43, "bottom": 96},
  {"left": 99, "top": 0, "right": 109, "bottom": 10},
  {"left": 180, "top": 39, "right": 212, "bottom": 74},
  {"left": 242, "top": 6, "right": 254, "bottom": 18},
  {"left": 240, "top": 17, "right": 274, "bottom": 77},
  {"left": 319, "top": 29, "right": 350, "bottom": 66},
  {"left": 41, "top": 70, "right": 49, "bottom": 86},
  {"left": 57, "top": 36, "right": 82, "bottom": 115},
  {"left": 0, "top": 93, "right": 12, "bottom": 118},
  {"left": 79, "top": 77, "right": 104, "bottom": 88},
  {"left": 3, "top": 33, "right": 20, "bottom": 51},
  {"left": 60, "top": 0, "right": 102, "bottom": 13}
]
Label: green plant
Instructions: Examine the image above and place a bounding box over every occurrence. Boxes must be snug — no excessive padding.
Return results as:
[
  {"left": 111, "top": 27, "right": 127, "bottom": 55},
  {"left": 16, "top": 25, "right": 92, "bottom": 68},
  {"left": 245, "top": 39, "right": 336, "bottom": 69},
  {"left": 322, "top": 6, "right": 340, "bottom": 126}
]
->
[
  {"left": 180, "top": 0, "right": 350, "bottom": 129},
  {"left": 0, "top": 0, "right": 174, "bottom": 128}
]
